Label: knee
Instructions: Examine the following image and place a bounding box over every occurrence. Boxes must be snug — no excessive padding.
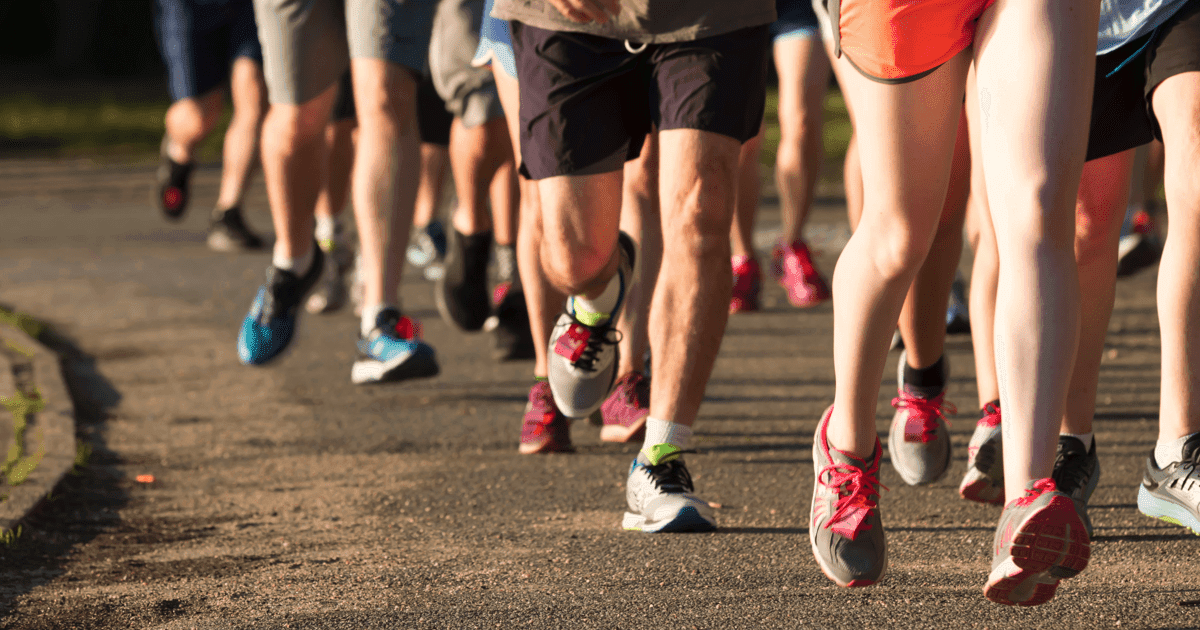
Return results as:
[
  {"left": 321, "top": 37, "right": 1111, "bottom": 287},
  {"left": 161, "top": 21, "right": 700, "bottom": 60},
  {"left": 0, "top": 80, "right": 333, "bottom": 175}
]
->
[
  {"left": 542, "top": 238, "right": 616, "bottom": 295},
  {"left": 261, "top": 104, "right": 326, "bottom": 156},
  {"left": 1073, "top": 199, "right": 1121, "bottom": 267},
  {"left": 663, "top": 200, "right": 733, "bottom": 262}
]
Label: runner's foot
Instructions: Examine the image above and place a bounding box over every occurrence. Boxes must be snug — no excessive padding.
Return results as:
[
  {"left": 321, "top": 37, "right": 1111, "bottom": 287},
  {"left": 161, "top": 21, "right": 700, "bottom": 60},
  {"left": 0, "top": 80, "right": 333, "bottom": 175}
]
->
[
  {"left": 730, "top": 255, "right": 761, "bottom": 314},
  {"left": 599, "top": 372, "right": 649, "bottom": 443},
  {"left": 207, "top": 206, "right": 266, "bottom": 252},
  {"left": 1138, "top": 433, "right": 1200, "bottom": 535},
  {"left": 771, "top": 239, "right": 830, "bottom": 308},
  {"left": 351, "top": 307, "right": 439, "bottom": 385},
  {"left": 810, "top": 406, "right": 887, "bottom": 587},
  {"left": 237, "top": 247, "right": 325, "bottom": 366},
  {"left": 888, "top": 351, "right": 953, "bottom": 485},
  {"left": 519, "top": 381, "right": 572, "bottom": 454},
  {"left": 622, "top": 444, "right": 715, "bottom": 533},
  {"left": 155, "top": 146, "right": 193, "bottom": 221},
  {"left": 1052, "top": 436, "right": 1100, "bottom": 537},
  {"left": 960, "top": 402, "right": 1005, "bottom": 504},
  {"left": 985, "top": 479, "right": 1090, "bottom": 606},
  {"left": 436, "top": 229, "right": 493, "bottom": 331}
]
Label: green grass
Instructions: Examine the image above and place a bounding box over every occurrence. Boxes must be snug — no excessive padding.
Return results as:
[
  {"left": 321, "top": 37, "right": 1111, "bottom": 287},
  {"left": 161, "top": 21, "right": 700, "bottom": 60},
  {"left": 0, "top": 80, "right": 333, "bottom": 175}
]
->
[{"left": 1, "top": 84, "right": 853, "bottom": 179}]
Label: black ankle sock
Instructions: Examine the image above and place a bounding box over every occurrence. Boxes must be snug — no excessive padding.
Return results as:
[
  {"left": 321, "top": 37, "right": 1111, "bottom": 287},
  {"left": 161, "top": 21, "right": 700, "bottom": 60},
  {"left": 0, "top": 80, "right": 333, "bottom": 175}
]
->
[{"left": 903, "top": 355, "right": 946, "bottom": 397}]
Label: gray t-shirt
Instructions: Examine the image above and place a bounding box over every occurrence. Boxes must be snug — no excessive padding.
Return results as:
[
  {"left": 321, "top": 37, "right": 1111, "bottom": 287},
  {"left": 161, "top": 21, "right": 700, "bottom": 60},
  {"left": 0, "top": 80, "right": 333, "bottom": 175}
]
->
[
  {"left": 1098, "top": 0, "right": 1190, "bottom": 54},
  {"left": 491, "top": 0, "right": 776, "bottom": 43}
]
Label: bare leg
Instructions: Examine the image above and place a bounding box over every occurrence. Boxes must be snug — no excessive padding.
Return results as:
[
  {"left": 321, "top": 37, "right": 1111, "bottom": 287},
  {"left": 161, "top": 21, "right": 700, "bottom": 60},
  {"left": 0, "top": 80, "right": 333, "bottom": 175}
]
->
[
  {"left": 1060, "top": 150, "right": 1134, "bottom": 435},
  {"left": 350, "top": 58, "right": 422, "bottom": 311},
  {"left": 1154, "top": 71, "right": 1200, "bottom": 442},
  {"left": 649, "top": 129, "right": 742, "bottom": 426},
  {"left": 413, "top": 143, "right": 450, "bottom": 228},
  {"left": 774, "top": 36, "right": 830, "bottom": 244},
  {"left": 314, "top": 118, "right": 357, "bottom": 224},
  {"left": 215, "top": 56, "right": 267, "bottom": 212},
  {"left": 827, "top": 52, "right": 970, "bottom": 458},
  {"left": 164, "top": 90, "right": 224, "bottom": 164},
  {"left": 449, "top": 116, "right": 511, "bottom": 236},
  {"left": 974, "top": 0, "right": 1098, "bottom": 499},
  {"left": 618, "top": 133, "right": 661, "bottom": 377},
  {"left": 260, "top": 85, "right": 339, "bottom": 261},
  {"left": 730, "top": 127, "right": 763, "bottom": 259}
]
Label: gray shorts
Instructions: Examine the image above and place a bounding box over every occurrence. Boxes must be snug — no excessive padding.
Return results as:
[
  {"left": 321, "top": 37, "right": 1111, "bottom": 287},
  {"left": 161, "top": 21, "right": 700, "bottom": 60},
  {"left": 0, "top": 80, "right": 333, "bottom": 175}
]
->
[
  {"left": 428, "top": 0, "right": 504, "bottom": 128},
  {"left": 253, "top": 0, "right": 437, "bottom": 105}
]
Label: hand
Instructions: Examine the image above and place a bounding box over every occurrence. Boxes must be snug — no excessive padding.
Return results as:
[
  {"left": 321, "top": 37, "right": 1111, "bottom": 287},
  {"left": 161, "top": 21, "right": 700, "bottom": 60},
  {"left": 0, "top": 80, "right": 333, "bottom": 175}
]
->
[{"left": 545, "top": 0, "right": 619, "bottom": 23}]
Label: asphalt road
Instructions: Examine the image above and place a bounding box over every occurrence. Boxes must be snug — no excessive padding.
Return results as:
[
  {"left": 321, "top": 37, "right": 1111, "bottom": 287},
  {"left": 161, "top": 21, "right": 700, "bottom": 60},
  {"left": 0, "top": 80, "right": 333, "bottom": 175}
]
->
[{"left": 0, "top": 158, "right": 1192, "bottom": 629}]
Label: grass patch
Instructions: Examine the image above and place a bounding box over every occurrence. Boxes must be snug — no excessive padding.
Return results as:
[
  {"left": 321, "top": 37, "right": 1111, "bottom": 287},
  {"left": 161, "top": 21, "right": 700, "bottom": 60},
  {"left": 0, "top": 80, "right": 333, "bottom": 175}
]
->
[
  {"left": 1, "top": 388, "right": 45, "bottom": 487},
  {"left": 0, "top": 309, "right": 44, "bottom": 341}
]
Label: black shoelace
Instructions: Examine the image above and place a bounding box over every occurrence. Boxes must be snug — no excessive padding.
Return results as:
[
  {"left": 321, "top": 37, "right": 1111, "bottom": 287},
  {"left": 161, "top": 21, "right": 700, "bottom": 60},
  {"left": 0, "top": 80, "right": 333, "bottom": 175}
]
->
[
  {"left": 569, "top": 317, "right": 621, "bottom": 371},
  {"left": 1053, "top": 445, "right": 1093, "bottom": 495},
  {"left": 645, "top": 452, "right": 698, "bottom": 494}
]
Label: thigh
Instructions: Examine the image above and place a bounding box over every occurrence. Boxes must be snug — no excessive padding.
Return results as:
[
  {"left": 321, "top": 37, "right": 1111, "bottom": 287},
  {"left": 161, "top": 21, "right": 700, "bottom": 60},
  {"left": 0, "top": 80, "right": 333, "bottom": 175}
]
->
[
  {"left": 773, "top": 35, "right": 830, "bottom": 133},
  {"left": 348, "top": 0, "right": 436, "bottom": 75},
  {"left": 254, "top": 0, "right": 348, "bottom": 104},
  {"left": 1147, "top": 0, "right": 1200, "bottom": 140},
  {"left": 973, "top": 0, "right": 1100, "bottom": 239},
  {"left": 510, "top": 22, "right": 648, "bottom": 180},
  {"left": 650, "top": 25, "right": 771, "bottom": 144},
  {"left": 836, "top": 0, "right": 994, "bottom": 83},
  {"left": 657, "top": 129, "right": 742, "bottom": 234}
]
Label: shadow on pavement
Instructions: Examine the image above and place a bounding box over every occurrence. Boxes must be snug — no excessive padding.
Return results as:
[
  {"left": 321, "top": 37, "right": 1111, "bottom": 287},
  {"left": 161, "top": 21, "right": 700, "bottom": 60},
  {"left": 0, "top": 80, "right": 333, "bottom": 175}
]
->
[{"left": 0, "top": 327, "right": 125, "bottom": 620}]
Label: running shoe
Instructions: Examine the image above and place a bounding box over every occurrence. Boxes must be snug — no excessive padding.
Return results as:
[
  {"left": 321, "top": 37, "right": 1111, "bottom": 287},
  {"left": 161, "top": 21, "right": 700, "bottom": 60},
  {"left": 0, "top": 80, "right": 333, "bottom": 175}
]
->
[
  {"left": 985, "top": 478, "right": 1090, "bottom": 606},
  {"left": 546, "top": 232, "right": 635, "bottom": 419},
  {"left": 1116, "top": 207, "right": 1160, "bottom": 277},
  {"left": 238, "top": 247, "right": 325, "bottom": 366},
  {"left": 810, "top": 406, "right": 887, "bottom": 587},
  {"left": 771, "top": 239, "right": 830, "bottom": 308},
  {"left": 1052, "top": 436, "right": 1100, "bottom": 537},
  {"left": 519, "top": 381, "right": 572, "bottom": 454},
  {"left": 1137, "top": 433, "right": 1200, "bottom": 535},
  {"left": 155, "top": 145, "right": 193, "bottom": 221},
  {"left": 436, "top": 229, "right": 493, "bottom": 331},
  {"left": 960, "top": 402, "right": 1005, "bottom": 504},
  {"left": 407, "top": 220, "right": 447, "bottom": 268},
  {"left": 486, "top": 281, "right": 535, "bottom": 361},
  {"left": 600, "top": 372, "right": 649, "bottom": 443},
  {"left": 305, "top": 232, "right": 355, "bottom": 314},
  {"left": 888, "top": 351, "right": 954, "bottom": 485},
  {"left": 351, "top": 307, "right": 439, "bottom": 384},
  {"left": 207, "top": 206, "right": 266, "bottom": 252},
  {"left": 729, "top": 255, "right": 761, "bottom": 314},
  {"left": 622, "top": 444, "right": 716, "bottom": 533}
]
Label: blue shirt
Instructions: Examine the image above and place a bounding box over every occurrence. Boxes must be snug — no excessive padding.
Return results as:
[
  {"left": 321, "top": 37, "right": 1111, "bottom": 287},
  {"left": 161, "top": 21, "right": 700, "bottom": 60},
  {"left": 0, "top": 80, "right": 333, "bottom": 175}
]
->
[{"left": 1098, "top": 0, "right": 1191, "bottom": 54}]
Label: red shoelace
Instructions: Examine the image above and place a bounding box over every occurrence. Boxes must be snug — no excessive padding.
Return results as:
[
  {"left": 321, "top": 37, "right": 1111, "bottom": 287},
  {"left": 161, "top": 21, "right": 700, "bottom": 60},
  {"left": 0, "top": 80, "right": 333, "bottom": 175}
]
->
[{"left": 891, "top": 392, "right": 956, "bottom": 443}]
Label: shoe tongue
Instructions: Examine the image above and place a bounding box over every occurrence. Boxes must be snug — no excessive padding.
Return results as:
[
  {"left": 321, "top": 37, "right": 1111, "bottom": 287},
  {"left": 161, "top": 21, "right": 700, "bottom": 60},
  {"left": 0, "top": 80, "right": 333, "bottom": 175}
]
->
[
  {"left": 828, "top": 443, "right": 876, "bottom": 470},
  {"left": 642, "top": 443, "right": 683, "bottom": 466},
  {"left": 1182, "top": 433, "right": 1200, "bottom": 463}
]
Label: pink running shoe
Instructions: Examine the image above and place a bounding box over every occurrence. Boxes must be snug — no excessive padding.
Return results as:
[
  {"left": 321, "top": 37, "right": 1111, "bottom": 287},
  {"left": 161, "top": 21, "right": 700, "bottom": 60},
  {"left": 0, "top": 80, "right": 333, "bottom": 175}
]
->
[
  {"left": 985, "top": 478, "right": 1090, "bottom": 606},
  {"left": 519, "top": 381, "right": 573, "bottom": 454},
  {"left": 960, "top": 402, "right": 1005, "bottom": 504},
  {"left": 600, "top": 372, "right": 649, "bottom": 442},
  {"left": 771, "top": 239, "right": 831, "bottom": 308},
  {"left": 730, "top": 256, "right": 761, "bottom": 314}
]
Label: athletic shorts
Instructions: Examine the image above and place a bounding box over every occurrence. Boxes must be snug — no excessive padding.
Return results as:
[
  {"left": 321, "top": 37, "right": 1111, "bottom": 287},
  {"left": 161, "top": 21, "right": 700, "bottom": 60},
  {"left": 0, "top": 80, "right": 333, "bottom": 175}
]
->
[
  {"left": 1086, "top": 33, "right": 1155, "bottom": 161},
  {"left": 332, "top": 70, "right": 356, "bottom": 121},
  {"left": 828, "top": 0, "right": 996, "bottom": 83},
  {"left": 472, "top": 0, "right": 517, "bottom": 79},
  {"left": 418, "top": 72, "right": 454, "bottom": 146},
  {"left": 430, "top": 0, "right": 505, "bottom": 128},
  {"left": 1146, "top": 0, "right": 1200, "bottom": 140},
  {"left": 510, "top": 23, "right": 771, "bottom": 180},
  {"left": 253, "top": 0, "right": 436, "bottom": 105},
  {"left": 771, "top": 0, "right": 820, "bottom": 42},
  {"left": 154, "top": 0, "right": 263, "bottom": 102}
]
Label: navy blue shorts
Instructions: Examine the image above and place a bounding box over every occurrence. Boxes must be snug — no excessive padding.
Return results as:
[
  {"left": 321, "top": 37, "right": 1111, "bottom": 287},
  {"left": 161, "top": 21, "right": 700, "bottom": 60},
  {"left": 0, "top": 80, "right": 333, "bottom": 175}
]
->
[
  {"left": 154, "top": 0, "right": 263, "bottom": 102},
  {"left": 771, "top": 0, "right": 820, "bottom": 42}
]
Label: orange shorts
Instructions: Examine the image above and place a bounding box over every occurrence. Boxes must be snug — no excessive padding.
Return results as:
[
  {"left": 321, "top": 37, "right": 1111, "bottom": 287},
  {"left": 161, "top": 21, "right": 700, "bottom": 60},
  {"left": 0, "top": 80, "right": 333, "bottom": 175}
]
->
[{"left": 832, "top": 0, "right": 997, "bottom": 83}]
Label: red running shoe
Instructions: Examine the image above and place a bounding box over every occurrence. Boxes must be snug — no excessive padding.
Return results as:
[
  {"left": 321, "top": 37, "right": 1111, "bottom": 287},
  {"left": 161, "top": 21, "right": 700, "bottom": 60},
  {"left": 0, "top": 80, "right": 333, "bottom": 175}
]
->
[
  {"left": 985, "top": 478, "right": 1090, "bottom": 606},
  {"left": 730, "top": 255, "right": 761, "bottom": 314},
  {"left": 519, "top": 381, "right": 573, "bottom": 454},
  {"left": 772, "top": 239, "right": 831, "bottom": 308},
  {"left": 600, "top": 372, "right": 649, "bottom": 442}
]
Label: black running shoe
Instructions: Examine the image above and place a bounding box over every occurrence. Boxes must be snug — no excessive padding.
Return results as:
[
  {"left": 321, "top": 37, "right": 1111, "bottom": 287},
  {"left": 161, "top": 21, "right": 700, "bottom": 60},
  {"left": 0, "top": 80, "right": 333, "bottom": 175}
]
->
[
  {"left": 208, "top": 207, "right": 266, "bottom": 252},
  {"left": 238, "top": 246, "right": 325, "bottom": 365},
  {"left": 156, "top": 150, "right": 194, "bottom": 221},
  {"left": 435, "top": 229, "right": 492, "bottom": 331},
  {"left": 487, "top": 282, "right": 534, "bottom": 361},
  {"left": 1051, "top": 435, "right": 1101, "bottom": 537}
]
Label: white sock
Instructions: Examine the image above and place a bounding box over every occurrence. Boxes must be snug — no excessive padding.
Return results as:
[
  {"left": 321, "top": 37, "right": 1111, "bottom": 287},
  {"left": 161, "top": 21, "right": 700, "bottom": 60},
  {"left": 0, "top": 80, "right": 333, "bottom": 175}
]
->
[
  {"left": 273, "top": 246, "right": 313, "bottom": 275},
  {"left": 1155, "top": 433, "right": 1198, "bottom": 467},
  {"left": 315, "top": 215, "right": 337, "bottom": 248},
  {"left": 642, "top": 417, "right": 693, "bottom": 452},
  {"left": 571, "top": 273, "right": 623, "bottom": 326},
  {"left": 360, "top": 302, "right": 394, "bottom": 337},
  {"left": 1061, "top": 432, "right": 1094, "bottom": 451}
]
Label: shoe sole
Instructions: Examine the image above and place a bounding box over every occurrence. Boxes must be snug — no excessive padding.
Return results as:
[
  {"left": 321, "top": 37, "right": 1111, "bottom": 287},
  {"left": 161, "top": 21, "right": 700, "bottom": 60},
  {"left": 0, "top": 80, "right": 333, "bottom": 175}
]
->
[
  {"left": 599, "top": 416, "right": 647, "bottom": 443},
  {"left": 518, "top": 438, "right": 573, "bottom": 455},
  {"left": 1137, "top": 485, "right": 1200, "bottom": 536},
  {"left": 960, "top": 436, "right": 1004, "bottom": 504},
  {"left": 351, "top": 348, "right": 440, "bottom": 385},
  {"left": 984, "top": 496, "right": 1090, "bottom": 606},
  {"left": 622, "top": 506, "right": 716, "bottom": 533},
  {"left": 207, "top": 231, "right": 263, "bottom": 253}
]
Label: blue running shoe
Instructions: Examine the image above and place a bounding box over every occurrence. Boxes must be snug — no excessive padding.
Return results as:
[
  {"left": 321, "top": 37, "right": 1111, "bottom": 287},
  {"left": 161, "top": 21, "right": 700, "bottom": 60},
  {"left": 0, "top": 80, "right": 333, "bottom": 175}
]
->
[
  {"left": 238, "top": 247, "right": 324, "bottom": 366},
  {"left": 351, "top": 307, "right": 440, "bottom": 385}
]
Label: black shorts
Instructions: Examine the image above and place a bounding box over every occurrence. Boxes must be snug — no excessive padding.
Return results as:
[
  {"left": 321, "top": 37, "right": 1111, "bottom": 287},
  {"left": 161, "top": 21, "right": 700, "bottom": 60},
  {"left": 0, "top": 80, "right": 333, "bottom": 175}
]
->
[
  {"left": 1086, "top": 32, "right": 1155, "bottom": 161},
  {"left": 1146, "top": 0, "right": 1200, "bottom": 140},
  {"left": 510, "top": 23, "right": 771, "bottom": 180}
]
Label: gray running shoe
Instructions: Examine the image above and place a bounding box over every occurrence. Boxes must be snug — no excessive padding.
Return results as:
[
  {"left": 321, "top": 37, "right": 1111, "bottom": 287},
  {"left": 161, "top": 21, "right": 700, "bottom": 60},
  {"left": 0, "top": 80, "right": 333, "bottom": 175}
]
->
[
  {"left": 810, "top": 406, "right": 887, "bottom": 587},
  {"left": 887, "top": 351, "right": 953, "bottom": 485},
  {"left": 1051, "top": 436, "right": 1100, "bottom": 537},
  {"left": 985, "top": 478, "right": 1090, "bottom": 606},
  {"left": 1138, "top": 433, "right": 1200, "bottom": 535},
  {"left": 622, "top": 444, "right": 715, "bottom": 533},
  {"left": 959, "top": 402, "right": 1005, "bottom": 504},
  {"left": 546, "top": 232, "right": 636, "bottom": 419}
]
